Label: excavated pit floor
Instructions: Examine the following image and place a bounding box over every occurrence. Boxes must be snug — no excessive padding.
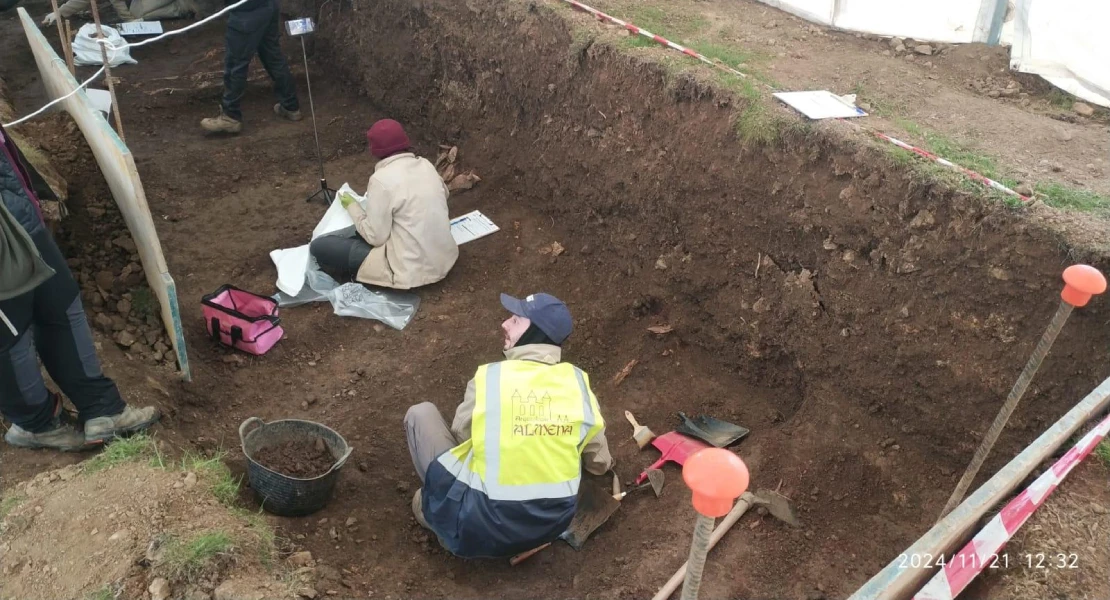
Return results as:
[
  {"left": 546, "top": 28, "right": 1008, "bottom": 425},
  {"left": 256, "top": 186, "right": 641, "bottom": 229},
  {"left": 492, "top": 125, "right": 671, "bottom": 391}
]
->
[{"left": 3, "top": 1, "right": 1110, "bottom": 598}]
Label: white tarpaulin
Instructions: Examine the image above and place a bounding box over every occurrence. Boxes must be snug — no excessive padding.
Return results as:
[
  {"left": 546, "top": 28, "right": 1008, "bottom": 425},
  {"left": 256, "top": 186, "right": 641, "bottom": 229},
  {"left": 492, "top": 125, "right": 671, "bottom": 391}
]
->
[
  {"left": 1009, "top": 0, "right": 1110, "bottom": 107},
  {"left": 754, "top": 0, "right": 1110, "bottom": 106}
]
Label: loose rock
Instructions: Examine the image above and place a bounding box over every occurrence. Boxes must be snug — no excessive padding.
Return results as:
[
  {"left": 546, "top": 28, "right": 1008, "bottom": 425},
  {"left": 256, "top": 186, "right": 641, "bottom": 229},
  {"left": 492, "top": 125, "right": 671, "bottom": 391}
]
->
[
  {"left": 149, "top": 578, "right": 171, "bottom": 600},
  {"left": 1073, "top": 102, "right": 1095, "bottom": 117},
  {"left": 288, "top": 551, "right": 315, "bottom": 568},
  {"left": 115, "top": 331, "right": 137, "bottom": 348},
  {"left": 909, "top": 209, "right": 935, "bottom": 230},
  {"left": 183, "top": 472, "right": 198, "bottom": 488},
  {"left": 913, "top": 44, "right": 933, "bottom": 55}
]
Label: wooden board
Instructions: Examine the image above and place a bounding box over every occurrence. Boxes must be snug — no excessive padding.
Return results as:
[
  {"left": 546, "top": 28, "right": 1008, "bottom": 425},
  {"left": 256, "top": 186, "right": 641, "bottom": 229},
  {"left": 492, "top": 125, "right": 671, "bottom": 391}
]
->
[
  {"left": 18, "top": 8, "right": 190, "bottom": 380},
  {"left": 848, "top": 375, "right": 1110, "bottom": 600}
]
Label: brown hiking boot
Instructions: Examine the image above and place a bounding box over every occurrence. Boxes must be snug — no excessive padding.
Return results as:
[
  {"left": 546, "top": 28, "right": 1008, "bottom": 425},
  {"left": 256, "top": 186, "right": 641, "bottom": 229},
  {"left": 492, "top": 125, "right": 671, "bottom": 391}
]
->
[
  {"left": 84, "top": 405, "right": 161, "bottom": 444},
  {"left": 274, "top": 103, "right": 303, "bottom": 122},
  {"left": 5, "top": 420, "right": 100, "bottom": 452},
  {"left": 200, "top": 113, "right": 242, "bottom": 134}
]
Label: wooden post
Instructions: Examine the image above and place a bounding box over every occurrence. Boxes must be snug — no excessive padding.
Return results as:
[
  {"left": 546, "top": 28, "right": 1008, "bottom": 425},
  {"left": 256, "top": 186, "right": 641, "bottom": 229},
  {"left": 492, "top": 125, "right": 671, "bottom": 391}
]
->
[
  {"left": 62, "top": 20, "right": 76, "bottom": 75},
  {"left": 88, "top": 0, "right": 126, "bottom": 142},
  {"left": 47, "top": 0, "right": 75, "bottom": 75}
]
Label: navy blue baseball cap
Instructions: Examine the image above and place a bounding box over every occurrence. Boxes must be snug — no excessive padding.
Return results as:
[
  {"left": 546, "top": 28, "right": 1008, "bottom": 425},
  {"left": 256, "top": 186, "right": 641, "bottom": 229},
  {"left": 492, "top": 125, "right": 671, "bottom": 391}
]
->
[{"left": 500, "top": 293, "right": 573, "bottom": 344}]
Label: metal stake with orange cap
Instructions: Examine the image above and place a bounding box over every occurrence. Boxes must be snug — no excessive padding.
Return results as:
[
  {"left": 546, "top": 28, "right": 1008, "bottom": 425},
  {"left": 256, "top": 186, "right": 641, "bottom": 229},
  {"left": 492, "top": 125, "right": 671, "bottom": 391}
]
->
[
  {"left": 939, "top": 264, "right": 1107, "bottom": 519},
  {"left": 675, "top": 448, "right": 750, "bottom": 600}
]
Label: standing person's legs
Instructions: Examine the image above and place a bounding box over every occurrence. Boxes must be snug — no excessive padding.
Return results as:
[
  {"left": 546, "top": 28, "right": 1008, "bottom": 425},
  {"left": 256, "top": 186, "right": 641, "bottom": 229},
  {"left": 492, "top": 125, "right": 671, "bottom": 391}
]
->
[
  {"left": 218, "top": 9, "right": 269, "bottom": 122},
  {"left": 27, "top": 231, "right": 159, "bottom": 444},
  {"left": 28, "top": 231, "right": 125, "bottom": 421},
  {"left": 0, "top": 275, "right": 92, "bottom": 451},
  {"left": 256, "top": 1, "right": 299, "bottom": 114},
  {"left": 309, "top": 236, "right": 372, "bottom": 283}
]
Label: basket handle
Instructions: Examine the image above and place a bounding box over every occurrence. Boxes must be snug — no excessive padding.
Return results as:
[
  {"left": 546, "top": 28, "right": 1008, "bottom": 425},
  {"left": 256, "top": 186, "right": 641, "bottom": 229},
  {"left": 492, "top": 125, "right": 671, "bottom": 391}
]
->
[
  {"left": 326, "top": 444, "right": 354, "bottom": 476},
  {"left": 238, "top": 417, "right": 266, "bottom": 446}
]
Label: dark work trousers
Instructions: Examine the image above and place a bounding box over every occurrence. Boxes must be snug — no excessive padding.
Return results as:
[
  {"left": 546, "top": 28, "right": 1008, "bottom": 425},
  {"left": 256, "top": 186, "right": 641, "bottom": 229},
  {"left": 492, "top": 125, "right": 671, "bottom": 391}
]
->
[
  {"left": 0, "top": 230, "right": 126, "bottom": 433},
  {"left": 309, "top": 235, "right": 372, "bottom": 282},
  {"left": 220, "top": 0, "right": 300, "bottom": 121}
]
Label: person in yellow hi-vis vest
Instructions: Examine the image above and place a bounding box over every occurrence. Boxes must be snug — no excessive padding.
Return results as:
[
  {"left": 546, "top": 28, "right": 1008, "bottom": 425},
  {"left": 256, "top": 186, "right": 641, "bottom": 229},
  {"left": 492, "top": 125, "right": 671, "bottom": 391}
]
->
[{"left": 404, "top": 292, "right": 614, "bottom": 558}]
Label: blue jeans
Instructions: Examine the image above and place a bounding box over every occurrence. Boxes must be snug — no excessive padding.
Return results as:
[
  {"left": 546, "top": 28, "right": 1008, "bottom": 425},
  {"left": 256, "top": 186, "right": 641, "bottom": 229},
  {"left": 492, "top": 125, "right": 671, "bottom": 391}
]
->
[{"left": 220, "top": 0, "right": 299, "bottom": 120}]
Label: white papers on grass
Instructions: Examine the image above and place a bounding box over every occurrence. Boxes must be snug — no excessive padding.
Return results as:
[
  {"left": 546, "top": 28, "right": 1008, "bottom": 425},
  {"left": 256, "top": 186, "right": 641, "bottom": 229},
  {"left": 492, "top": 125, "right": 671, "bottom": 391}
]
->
[
  {"left": 450, "top": 210, "right": 499, "bottom": 245},
  {"left": 773, "top": 90, "right": 867, "bottom": 120},
  {"left": 85, "top": 88, "right": 112, "bottom": 117},
  {"left": 118, "top": 21, "right": 163, "bottom": 36}
]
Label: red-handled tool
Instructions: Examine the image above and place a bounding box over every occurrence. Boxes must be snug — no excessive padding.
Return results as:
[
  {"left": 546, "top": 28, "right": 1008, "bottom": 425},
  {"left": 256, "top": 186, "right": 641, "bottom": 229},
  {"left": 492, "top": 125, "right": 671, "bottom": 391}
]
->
[{"left": 635, "top": 432, "right": 711, "bottom": 485}]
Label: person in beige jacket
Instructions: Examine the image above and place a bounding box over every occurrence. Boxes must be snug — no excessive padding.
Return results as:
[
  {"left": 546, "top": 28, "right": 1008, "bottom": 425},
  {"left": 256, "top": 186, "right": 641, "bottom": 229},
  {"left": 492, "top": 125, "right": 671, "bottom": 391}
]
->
[
  {"left": 310, "top": 119, "right": 458, "bottom": 290},
  {"left": 42, "top": 0, "right": 195, "bottom": 25}
]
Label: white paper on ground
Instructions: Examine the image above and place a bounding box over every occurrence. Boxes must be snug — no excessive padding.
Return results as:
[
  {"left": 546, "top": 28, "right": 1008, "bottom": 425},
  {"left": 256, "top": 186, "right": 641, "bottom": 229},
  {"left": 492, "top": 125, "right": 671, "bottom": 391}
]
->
[
  {"left": 450, "top": 210, "right": 499, "bottom": 245},
  {"left": 85, "top": 88, "right": 112, "bottom": 116},
  {"left": 773, "top": 90, "right": 867, "bottom": 119},
  {"left": 118, "top": 21, "right": 163, "bottom": 35}
]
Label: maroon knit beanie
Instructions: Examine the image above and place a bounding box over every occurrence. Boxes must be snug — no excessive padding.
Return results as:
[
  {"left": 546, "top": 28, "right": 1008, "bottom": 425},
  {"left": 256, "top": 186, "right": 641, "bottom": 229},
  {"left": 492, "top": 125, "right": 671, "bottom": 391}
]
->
[{"left": 366, "top": 119, "right": 411, "bottom": 159}]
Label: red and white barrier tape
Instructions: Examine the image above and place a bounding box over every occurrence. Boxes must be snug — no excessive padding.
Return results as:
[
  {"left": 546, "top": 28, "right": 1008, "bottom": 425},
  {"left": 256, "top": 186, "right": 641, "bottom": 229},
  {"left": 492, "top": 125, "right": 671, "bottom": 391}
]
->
[
  {"left": 914, "top": 412, "right": 1110, "bottom": 600},
  {"left": 560, "top": 0, "right": 747, "bottom": 79},
  {"left": 556, "top": 0, "right": 1032, "bottom": 203}
]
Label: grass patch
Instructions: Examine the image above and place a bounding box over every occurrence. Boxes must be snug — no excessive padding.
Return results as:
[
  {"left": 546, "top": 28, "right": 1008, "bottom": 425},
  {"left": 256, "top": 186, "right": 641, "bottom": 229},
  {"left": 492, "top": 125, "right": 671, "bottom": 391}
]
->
[
  {"left": 84, "top": 434, "right": 157, "bottom": 473},
  {"left": 1035, "top": 182, "right": 1110, "bottom": 212},
  {"left": 238, "top": 508, "right": 278, "bottom": 566},
  {"left": 1094, "top": 441, "right": 1110, "bottom": 468},
  {"left": 1045, "top": 90, "right": 1075, "bottom": 111},
  {"left": 84, "top": 586, "right": 117, "bottom": 600},
  {"left": 162, "top": 531, "right": 235, "bottom": 582},
  {"left": 0, "top": 494, "right": 25, "bottom": 521},
  {"left": 181, "top": 451, "right": 242, "bottom": 506},
  {"left": 626, "top": 6, "right": 708, "bottom": 38},
  {"left": 130, "top": 287, "right": 157, "bottom": 319}
]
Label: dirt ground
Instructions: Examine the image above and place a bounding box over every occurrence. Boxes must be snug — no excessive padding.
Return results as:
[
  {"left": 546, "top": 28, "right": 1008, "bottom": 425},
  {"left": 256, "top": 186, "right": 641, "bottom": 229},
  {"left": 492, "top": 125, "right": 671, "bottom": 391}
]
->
[
  {"left": 587, "top": 0, "right": 1110, "bottom": 198},
  {"left": 0, "top": 454, "right": 300, "bottom": 600},
  {"left": 972, "top": 455, "right": 1110, "bottom": 600},
  {"left": 3, "top": 0, "right": 1110, "bottom": 598}
]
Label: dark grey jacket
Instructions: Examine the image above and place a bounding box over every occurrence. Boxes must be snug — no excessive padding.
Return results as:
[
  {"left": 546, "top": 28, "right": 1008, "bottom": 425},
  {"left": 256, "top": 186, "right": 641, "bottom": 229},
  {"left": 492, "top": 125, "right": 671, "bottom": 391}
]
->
[{"left": 0, "top": 126, "right": 43, "bottom": 237}]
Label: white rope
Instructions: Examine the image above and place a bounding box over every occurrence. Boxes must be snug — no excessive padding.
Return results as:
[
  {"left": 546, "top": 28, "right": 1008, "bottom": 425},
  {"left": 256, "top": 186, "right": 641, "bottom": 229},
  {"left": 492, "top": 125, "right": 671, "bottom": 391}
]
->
[{"left": 3, "top": 0, "right": 252, "bottom": 128}]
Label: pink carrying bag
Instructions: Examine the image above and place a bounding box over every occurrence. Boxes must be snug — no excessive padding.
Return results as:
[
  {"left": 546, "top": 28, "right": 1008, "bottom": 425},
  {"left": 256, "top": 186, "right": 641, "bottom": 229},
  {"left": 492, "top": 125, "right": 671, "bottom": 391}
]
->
[{"left": 202, "top": 285, "right": 284, "bottom": 355}]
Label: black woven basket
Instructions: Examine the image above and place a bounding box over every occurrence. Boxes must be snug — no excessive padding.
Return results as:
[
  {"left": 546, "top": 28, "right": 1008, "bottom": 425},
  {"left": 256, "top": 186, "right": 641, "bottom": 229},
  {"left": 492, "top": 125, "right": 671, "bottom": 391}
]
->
[{"left": 239, "top": 417, "right": 353, "bottom": 517}]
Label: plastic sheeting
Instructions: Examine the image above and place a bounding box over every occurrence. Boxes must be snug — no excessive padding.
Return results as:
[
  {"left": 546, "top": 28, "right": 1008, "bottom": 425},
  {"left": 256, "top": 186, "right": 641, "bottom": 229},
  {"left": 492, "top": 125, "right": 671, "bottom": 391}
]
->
[
  {"left": 753, "top": 0, "right": 1110, "bottom": 106},
  {"left": 72, "top": 24, "right": 137, "bottom": 67},
  {"left": 270, "top": 183, "right": 420, "bottom": 330},
  {"left": 1009, "top": 0, "right": 1110, "bottom": 107}
]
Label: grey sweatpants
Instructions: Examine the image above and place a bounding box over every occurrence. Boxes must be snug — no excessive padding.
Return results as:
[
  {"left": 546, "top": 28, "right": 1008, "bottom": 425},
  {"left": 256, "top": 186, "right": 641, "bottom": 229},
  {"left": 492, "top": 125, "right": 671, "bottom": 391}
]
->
[
  {"left": 404, "top": 402, "right": 459, "bottom": 531},
  {"left": 404, "top": 402, "right": 458, "bottom": 481}
]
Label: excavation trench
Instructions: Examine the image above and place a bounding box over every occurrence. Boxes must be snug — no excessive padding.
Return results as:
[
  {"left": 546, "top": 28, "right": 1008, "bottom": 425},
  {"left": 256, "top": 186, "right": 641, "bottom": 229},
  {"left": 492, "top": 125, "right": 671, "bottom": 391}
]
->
[
  {"left": 282, "top": 0, "right": 1110, "bottom": 596},
  {"left": 6, "top": 0, "right": 1110, "bottom": 597}
]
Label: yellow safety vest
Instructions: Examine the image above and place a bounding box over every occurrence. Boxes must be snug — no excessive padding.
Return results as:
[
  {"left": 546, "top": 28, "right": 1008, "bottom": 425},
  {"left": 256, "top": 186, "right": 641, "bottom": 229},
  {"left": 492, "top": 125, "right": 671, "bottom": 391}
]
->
[{"left": 437, "top": 360, "right": 604, "bottom": 501}]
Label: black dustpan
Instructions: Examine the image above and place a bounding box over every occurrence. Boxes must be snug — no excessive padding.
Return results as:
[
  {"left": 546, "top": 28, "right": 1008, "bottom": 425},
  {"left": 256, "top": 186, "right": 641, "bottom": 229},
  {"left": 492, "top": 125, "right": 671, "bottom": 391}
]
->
[{"left": 676, "top": 412, "right": 750, "bottom": 448}]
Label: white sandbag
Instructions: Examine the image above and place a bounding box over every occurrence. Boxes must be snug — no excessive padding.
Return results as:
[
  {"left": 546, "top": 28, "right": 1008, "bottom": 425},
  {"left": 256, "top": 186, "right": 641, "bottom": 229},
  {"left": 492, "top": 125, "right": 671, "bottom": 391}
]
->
[{"left": 72, "top": 24, "right": 137, "bottom": 67}]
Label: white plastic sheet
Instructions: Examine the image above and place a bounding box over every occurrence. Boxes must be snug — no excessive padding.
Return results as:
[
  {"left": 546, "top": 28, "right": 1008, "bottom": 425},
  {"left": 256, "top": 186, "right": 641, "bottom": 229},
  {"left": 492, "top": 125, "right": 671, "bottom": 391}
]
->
[
  {"left": 72, "top": 24, "right": 137, "bottom": 67},
  {"left": 1009, "top": 0, "right": 1110, "bottom": 107},
  {"left": 270, "top": 183, "right": 420, "bottom": 330}
]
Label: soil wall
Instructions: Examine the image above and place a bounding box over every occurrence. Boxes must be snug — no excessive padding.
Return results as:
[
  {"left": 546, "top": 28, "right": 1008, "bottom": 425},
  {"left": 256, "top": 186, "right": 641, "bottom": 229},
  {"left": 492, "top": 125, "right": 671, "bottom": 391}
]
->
[
  {"left": 305, "top": 0, "right": 1110, "bottom": 460},
  {"left": 281, "top": 0, "right": 1110, "bottom": 592}
]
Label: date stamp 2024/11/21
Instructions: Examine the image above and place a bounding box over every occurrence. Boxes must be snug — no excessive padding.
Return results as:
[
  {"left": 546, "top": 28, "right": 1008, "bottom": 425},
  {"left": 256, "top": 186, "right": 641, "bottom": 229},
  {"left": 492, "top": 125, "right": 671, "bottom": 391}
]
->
[{"left": 897, "top": 552, "right": 1080, "bottom": 571}]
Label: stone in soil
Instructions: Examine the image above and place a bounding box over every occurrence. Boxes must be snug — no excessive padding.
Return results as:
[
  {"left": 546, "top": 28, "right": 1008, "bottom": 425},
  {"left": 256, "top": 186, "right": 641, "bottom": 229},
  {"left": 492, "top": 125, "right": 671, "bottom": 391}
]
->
[
  {"left": 1073, "top": 102, "right": 1095, "bottom": 117},
  {"left": 253, "top": 439, "right": 335, "bottom": 478}
]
